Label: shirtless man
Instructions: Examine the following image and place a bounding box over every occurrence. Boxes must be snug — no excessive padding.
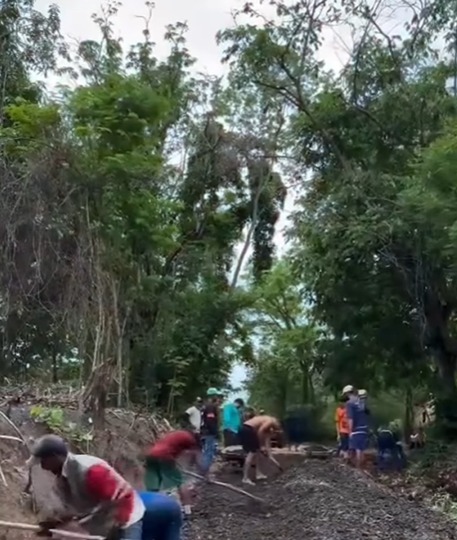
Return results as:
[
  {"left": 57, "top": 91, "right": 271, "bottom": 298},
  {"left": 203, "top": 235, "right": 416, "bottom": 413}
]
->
[{"left": 238, "top": 415, "right": 281, "bottom": 485}]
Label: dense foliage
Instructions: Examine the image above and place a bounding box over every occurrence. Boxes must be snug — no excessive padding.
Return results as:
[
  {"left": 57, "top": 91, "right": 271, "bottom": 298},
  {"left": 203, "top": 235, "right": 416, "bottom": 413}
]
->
[
  {"left": 0, "top": 0, "right": 284, "bottom": 417},
  {"left": 5, "top": 0, "right": 457, "bottom": 433},
  {"left": 222, "top": 0, "right": 457, "bottom": 433}
]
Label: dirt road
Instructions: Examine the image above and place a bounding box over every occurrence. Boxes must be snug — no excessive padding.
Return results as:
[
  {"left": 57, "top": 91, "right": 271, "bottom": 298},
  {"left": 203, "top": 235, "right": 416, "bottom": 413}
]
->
[{"left": 187, "top": 460, "right": 457, "bottom": 540}]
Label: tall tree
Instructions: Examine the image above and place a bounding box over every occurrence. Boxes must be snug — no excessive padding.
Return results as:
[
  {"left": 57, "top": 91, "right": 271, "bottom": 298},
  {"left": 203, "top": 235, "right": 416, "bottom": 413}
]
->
[{"left": 219, "top": 0, "right": 457, "bottom": 432}]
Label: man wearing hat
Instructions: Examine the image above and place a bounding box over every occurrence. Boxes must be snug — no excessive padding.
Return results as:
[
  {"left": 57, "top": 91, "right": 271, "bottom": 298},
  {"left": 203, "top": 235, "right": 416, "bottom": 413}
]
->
[
  {"left": 346, "top": 387, "right": 370, "bottom": 468},
  {"left": 200, "top": 388, "right": 220, "bottom": 471},
  {"left": 30, "top": 434, "right": 144, "bottom": 540}
]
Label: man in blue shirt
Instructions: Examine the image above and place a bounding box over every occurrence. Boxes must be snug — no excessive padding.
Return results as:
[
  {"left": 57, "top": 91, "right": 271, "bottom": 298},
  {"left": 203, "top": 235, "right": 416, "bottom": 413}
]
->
[
  {"left": 222, "top": 398, "right": 244, "bottom": 447},
  {"left": 346, "top": 387, "right": 370, "bottom": 468}
]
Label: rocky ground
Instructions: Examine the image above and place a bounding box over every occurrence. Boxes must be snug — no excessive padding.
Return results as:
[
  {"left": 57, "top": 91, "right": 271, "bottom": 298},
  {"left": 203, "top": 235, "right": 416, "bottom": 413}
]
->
[{"left": 187, "top": 459, "right": 457, "bottom": 540}]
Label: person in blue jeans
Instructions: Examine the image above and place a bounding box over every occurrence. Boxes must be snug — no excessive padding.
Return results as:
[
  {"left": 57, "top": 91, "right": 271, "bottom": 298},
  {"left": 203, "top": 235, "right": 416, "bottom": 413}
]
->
[
  {"left": 139, "top": 491, "right": 183, "bottom": 540},
  {"left": 346, "top": 387, "right": 370, "bottom": 468},
  {"left": 200, "top": 387, "right": 221, "bottom": 471}
]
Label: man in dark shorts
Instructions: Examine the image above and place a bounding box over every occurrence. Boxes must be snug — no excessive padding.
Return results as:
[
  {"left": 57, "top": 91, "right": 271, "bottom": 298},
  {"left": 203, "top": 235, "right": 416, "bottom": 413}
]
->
[{"left": 238, "top": 415, "right": 281, "bottom": 485}]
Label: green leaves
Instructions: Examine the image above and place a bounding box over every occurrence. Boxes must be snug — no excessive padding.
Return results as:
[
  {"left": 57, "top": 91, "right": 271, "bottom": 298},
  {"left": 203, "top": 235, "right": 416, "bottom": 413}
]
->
[{"left": 216, "top": 0, "right": 457, "bottom": 425}]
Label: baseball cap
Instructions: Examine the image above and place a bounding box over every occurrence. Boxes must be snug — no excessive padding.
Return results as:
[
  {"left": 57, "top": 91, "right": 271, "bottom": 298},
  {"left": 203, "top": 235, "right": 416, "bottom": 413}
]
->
[
  {"left": 342, "top": 385, "right": 354, "bottom": 394},
  {"left": 32, "top": 435, "right": 68, "bottom": 458},
  {"left": 206, "top": 387, "right": 219, "bottom": 396},
  {"left": 358, "top": 389, "right": 367, "bottom": 398}
]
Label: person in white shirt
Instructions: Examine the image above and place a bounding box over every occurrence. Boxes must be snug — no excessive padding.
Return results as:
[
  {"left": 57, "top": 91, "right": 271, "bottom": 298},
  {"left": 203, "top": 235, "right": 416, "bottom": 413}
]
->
[{"left": 185, "top": 397, "right": 203, "bottom": 433}]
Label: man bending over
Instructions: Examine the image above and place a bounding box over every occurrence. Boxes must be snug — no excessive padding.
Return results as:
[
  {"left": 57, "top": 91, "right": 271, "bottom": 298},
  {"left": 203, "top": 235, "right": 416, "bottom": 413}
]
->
[
  {"left": 145, "top": 429, "right": 204, "bottom": 517},
  {"left": 31, "top": 435, "right": 144, "bottom": 540},
  {"left": 238, "top": 415, "right": 281, "bottom": 486}
]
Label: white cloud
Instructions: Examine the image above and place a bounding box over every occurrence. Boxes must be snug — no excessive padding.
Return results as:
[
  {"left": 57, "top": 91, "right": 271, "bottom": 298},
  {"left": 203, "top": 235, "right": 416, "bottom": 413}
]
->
[{"left": 35, "top": 0, "right": 241, "bottom": 75}]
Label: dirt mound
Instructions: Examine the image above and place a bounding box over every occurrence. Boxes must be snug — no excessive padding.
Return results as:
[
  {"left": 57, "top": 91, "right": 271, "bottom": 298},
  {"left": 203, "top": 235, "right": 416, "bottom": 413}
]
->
[
  {"left": 188, "top": 460, "right": 457, "bottom": 540},
  {"left": 0, "top": 400, "right": 171, "bottom": 540}
]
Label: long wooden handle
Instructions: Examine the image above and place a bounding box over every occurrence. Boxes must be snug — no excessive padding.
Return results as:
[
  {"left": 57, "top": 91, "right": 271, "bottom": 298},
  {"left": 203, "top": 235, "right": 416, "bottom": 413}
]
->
[
  {"left": 263, "top": 452, "right": 283, "bottom": 471},
  {"left": 0, "top": 435, "right": 24, "bottom": 444},
  {"left": 181, "top": 469, "right": 266, "bottom": 503},
  {"left": 0, "top": 520, "right": 104, "bottom": 540}
]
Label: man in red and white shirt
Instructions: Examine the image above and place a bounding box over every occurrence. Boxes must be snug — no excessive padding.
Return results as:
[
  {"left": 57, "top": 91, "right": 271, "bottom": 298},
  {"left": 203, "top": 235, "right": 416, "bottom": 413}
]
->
[{"left": 31, "top": 435, "right": 144, "bottom": 540}]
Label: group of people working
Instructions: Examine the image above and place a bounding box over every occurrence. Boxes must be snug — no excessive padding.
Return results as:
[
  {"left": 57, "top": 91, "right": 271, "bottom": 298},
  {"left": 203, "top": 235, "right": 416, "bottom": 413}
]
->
[
  {"left": 335, "top": 385, "right": 406, "bottom": 469},
  {"left": 28, "top": 388, "right": 282, "bottom": 540},
  {"left": 28, "top": 386, "right": 416, "bottom": 540},
  {"left": 183, "top": 387, "right": 281, "bottom": 485}
]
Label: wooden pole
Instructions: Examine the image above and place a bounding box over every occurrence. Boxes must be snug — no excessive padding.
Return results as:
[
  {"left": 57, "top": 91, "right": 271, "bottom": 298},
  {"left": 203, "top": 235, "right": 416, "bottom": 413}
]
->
[
  {"left": 0, "top": 520, "right": 104, "bottom": 540},
  {"left": 0, "top": 435, "right": 24, "bottom": 444},
  {"left": 181, "top": 469, "right": 266, "bottom": 504}
]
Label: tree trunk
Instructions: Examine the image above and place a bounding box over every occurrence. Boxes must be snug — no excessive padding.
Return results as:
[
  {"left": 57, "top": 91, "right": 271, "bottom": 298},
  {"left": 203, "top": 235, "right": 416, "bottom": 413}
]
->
[
  {"left": 51, "top": 348, "right": 58, "bottom": 383},
  {"left": 403, "top": 387, "right": 413, "bottom": 440},
  {"left": 433, "top": 345, "right": 457, "bottom": 437}
]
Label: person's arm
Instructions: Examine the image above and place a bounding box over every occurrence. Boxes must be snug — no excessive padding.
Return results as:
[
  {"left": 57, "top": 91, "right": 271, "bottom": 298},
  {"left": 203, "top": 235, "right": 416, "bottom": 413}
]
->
[
  {"left": 215, "top": 406, "right": 221, "bottom": 438},
  {"left": 222, "top": 404, "right": 230, "bottom": 429},
  {"left": 230, "top": 405, "right": 241, "bottom": 431},
  {"left": 258, "top": 420, "right": 277, "bottom": 449},
  {"left": 335, "top": 410, "right": 340, "bottom": 439},
  {"left": 346, "top": 403, "right": 354, "bottom": 433}
]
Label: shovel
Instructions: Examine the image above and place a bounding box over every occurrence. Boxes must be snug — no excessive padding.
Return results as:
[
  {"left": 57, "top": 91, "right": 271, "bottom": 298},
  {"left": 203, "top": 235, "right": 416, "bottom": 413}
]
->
[{"left": 181, "top": 469, "right": 266, "bottom": 504}]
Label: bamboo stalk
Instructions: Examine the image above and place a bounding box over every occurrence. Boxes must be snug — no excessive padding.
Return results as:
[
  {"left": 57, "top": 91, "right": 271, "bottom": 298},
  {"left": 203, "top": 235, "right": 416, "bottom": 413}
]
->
[
  {"left": 0, "top": 412, "right": 29, "bottom": 450},
  {"left": 181, "top": 469, "right": 266, "bottom": 503},
  {"left": 0, "top": 520, "right": 104, "bottom": 540}
]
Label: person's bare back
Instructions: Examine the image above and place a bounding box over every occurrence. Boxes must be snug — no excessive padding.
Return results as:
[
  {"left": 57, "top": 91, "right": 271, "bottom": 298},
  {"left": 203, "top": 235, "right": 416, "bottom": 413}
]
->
[{"left": 245, "top": 415, "right": 280, "bottom": 439}]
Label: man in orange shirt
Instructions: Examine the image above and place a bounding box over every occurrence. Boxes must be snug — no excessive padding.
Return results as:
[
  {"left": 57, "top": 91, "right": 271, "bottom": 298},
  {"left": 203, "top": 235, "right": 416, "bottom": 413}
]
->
[{"left": 335, "top": 394, "right": 350, "bottom": 459}]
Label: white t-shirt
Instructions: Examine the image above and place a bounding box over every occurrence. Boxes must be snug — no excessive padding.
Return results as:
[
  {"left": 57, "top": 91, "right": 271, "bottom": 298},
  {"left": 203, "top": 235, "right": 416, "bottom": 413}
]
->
[{"left": 186, "top": 405, "right": 202, "bottom": 432}]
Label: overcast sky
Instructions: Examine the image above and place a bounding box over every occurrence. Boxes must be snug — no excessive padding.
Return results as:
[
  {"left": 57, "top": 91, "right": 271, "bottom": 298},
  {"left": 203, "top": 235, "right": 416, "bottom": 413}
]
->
[{"left": 35, "top": 0, "right": 353, "bottom": 74}]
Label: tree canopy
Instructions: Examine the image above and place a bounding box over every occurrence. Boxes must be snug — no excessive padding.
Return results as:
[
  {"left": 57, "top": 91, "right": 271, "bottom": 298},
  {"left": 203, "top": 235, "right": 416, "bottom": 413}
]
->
[{"left": 4, "top": 0, "right": 457, "bottom": 433}]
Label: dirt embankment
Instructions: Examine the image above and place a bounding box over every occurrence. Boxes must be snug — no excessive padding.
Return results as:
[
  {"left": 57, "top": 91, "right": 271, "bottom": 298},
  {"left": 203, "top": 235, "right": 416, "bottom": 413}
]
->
[{"left": 0, "top": 391, "right": 170, "bottom": 540}]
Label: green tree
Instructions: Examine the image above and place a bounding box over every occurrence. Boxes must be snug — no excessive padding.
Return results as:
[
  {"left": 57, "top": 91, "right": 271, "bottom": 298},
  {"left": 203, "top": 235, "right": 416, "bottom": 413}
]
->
[
  {"left": 219, "top": 0, "right": 457, "bottom": 433},
  {"left": 245, "top": 261, "right": 322, "bottom": 416},
  {"left": 0, "top": 1, "right": 289, "bottom": 422}
]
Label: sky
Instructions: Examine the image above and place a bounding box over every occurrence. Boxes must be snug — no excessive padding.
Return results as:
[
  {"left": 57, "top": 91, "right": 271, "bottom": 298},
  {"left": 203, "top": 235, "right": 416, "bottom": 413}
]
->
[
  {"left": 31, "top": 0, "right": 383, "bottom": 397},
  {"left": 34, "top": 0, "right": 353, "bottom": 75}
]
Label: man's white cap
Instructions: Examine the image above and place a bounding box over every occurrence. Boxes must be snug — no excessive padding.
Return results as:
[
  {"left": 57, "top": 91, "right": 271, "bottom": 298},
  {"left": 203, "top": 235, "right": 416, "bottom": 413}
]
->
[
  {"left": 342, "top": 385, "right": 354, "bottom": 394},
  {"left": 359, "top": 389, "right": 367, "bottom": 397}
]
